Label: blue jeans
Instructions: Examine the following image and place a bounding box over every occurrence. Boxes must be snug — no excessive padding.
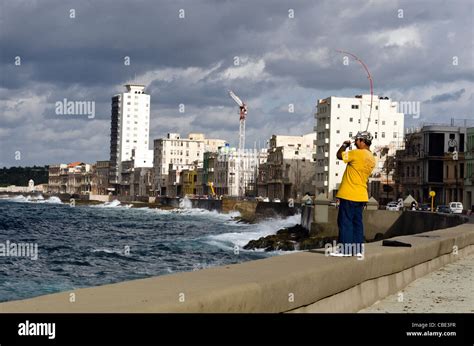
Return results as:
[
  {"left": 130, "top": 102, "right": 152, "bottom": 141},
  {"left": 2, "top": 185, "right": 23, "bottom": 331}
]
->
[{"left": 337, "top": 198, "right": 365, "bottom": 255}]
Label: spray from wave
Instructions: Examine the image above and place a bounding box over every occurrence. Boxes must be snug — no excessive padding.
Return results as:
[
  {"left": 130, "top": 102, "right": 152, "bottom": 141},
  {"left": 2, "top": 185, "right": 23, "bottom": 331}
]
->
[
  {"left": 91, "top": 199, "right": 122, "bottom": 208},
  {"left": 204, "top": 214, "right": 301, "bottom": 252},
  {"left": 1, "top": 194, "right": 62, "bottom": 204}
]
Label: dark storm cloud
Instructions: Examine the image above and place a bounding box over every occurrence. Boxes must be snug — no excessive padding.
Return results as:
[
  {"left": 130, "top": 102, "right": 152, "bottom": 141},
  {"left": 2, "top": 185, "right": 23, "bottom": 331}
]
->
[
  {"left": 426, "top": 88, "right": 466, "bottom": 103},
  {"left": 0, "top": 0, "right": 473, "bottom": 167}
]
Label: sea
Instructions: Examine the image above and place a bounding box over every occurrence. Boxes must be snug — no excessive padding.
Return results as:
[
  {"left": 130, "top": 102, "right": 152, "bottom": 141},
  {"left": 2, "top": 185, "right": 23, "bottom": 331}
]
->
[{"left": 0, "top": 195, "right": 299, "bottom": 303}]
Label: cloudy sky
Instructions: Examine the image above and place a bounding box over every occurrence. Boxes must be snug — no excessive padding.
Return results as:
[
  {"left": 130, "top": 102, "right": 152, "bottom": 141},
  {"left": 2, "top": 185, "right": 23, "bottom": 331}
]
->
[{"left": 0, "top": 0, "right": 473, "bottom": 167}]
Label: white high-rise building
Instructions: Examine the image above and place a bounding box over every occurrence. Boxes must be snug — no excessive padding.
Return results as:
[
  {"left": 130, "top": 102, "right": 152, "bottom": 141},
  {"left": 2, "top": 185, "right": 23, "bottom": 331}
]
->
[
  {"left": 314, "top": 95, "right": 404, "bottom": 199},
  {"left": 109, "top": 84, "right": 153, "bottom": 186}
]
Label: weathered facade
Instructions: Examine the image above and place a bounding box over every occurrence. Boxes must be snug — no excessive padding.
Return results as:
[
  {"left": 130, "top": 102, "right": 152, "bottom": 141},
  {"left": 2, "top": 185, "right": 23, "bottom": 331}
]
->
[{"left": 394, "top": 125, "right": 466, "bottom": 206}]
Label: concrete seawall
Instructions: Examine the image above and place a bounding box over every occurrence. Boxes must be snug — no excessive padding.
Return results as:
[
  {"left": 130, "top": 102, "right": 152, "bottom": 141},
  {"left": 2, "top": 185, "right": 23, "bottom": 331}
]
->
[
  {"left": 1, "top": 223, "right": 472, "bottom": 313},
  {"left": 301, "top": 206, "right": 468, "bottom": 241}
]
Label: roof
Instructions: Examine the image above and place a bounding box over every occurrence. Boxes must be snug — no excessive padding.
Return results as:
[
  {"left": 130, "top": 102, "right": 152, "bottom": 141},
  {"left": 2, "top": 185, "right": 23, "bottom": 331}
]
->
[{"left": 68, "top": 161, "right": 84, "bottom": 168}]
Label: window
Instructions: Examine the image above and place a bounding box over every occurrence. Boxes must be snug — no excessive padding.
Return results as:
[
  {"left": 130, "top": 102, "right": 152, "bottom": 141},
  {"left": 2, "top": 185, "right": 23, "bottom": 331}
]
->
[
  {"left": 349, "top": 118, "right": 353, "bottom": 122},
  {"left": 382, "top": 132, "right": 385, "bottom": 138},
  {"left": 127, "top": 102, "right": 131, "bottom": 105},
  {"left": 336, "top": 130, "right": 340, "bottom": 134},
  {"left": 393, "top": 132, "right": 397, "bottom": 139},
  {"left": 349, "top": 132, "right": 352, "bottom": 137},
  {"left": 351, "top": 105, "right": 359, "bottom": 109},
  {"left": 375, "top": 119, "right": 378, "bottom": 124},
  {"left": 375, "top": 132, "right": 378, "bottom": 139},
  {"left": 375, "top": 106, "right": 378, "bottom": 110},
  {"left": 382, "top": 120, "right": 385, "bottom": 125},
  {"left": 394, "top": 121, "right": 397, "bottom": 125},
  {"left": 335, "top": 173, "right": 338, "bottom": 176},
  {"left": 358, "top": 119, "right": 360, "bottom": 124},
  {"left": 338, "top": 104, "right": 340, "bottom": 108}
]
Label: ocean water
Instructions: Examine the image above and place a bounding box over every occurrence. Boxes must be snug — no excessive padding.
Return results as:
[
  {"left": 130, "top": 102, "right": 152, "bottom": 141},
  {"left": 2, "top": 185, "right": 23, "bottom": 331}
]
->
[{"left": 0, "top": 195, "right": 299, "bottom": 303}]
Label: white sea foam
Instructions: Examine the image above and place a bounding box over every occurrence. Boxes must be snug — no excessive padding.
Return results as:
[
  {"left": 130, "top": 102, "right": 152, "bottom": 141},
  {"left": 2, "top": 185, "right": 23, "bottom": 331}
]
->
[
  {"left": 204, "top": 214, "right": 301, "bottom": 251},
  {"left": 43, "top": 196, "right": 63, "bottom": 204},
  {"left": 91, "top": 248, "right": 124, "bottom": 255},
  {"left": 3, "top": 194, "right": 62, "bottom": 204},
  {"left": 179, "top": 196, "right": 193, "bottom": 209},
  {"left": 92, "top": 199, "right": 122, "bottom": 208}
]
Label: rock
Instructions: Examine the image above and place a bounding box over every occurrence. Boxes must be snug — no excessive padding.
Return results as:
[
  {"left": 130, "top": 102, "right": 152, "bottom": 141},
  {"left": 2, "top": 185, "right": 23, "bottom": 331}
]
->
[
  {"left": 244, "top": 224, "right": 311, "bottom": 251},
  {"left": 243, "top": 221, "right": 344, "bottom": 251}
]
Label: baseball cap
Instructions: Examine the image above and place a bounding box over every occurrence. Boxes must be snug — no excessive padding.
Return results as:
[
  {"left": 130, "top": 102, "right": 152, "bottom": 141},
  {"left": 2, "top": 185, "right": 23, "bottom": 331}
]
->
[{"left": 352, "top": 131, "right": 373, "bottom": 142}]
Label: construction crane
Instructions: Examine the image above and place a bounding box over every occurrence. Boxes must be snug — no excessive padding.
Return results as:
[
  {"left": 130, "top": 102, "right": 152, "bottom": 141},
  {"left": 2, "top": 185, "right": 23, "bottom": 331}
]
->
[
  {"left": 228, "top": 90, "right": 247, "bottom": 151},
  {"left": 208, "top": 182, "right": 216, "bottom": 197}
]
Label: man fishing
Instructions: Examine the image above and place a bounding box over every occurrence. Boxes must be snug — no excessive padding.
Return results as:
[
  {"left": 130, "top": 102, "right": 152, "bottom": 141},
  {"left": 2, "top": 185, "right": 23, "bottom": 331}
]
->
[{"left": 331, "top": 131, "right": 375, "bottom": 257}]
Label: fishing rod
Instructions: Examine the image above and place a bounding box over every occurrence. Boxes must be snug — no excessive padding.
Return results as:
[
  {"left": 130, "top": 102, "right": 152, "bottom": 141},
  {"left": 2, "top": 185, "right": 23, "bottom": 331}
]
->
[{"left": 336, "top": 50, "right": 374, "bottom": 133}]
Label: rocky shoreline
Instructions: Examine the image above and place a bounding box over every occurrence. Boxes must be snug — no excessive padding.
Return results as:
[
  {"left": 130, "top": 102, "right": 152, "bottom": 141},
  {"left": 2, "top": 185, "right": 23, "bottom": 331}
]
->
[{"left": 243, "top": 224, "right": 337, "bottom": 251}]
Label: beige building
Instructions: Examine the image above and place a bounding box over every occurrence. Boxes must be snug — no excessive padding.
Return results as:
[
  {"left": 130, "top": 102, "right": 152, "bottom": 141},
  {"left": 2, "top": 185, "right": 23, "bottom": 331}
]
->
[
  {"left": 91, "top": 161, "right": 110, "bottom": 195},
  {"left": 153, "top": 133, "right": 226, "bottom": 196},
  {"left": 257, "top": 134, "right": 316, "bottom": 202},
  {"left": 130, "top": 167, "right": 153, "bottom": 197},
  {"left": 48, "top": 162, "right": 92, "bottom": 195}
]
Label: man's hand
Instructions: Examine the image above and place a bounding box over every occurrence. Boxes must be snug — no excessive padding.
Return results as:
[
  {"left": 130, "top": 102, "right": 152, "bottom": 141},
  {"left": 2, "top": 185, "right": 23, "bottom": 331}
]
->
[{"left": 336, "top": 139, "right": 351, "bottom": 160}]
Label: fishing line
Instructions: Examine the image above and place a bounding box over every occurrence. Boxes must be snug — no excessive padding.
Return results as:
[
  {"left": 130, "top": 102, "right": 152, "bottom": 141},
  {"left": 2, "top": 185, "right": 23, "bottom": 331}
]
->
[{"left": 335, "top": 50, "right": 374, "bottom": 132}]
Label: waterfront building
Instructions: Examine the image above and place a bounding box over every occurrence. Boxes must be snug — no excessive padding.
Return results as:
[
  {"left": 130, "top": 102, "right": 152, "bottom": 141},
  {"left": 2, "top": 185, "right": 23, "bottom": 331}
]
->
[
  {"left": 153, "top": 133, "right": 226, "bottom": 196},
  {"left": 394, "top": 125, "right": 467, "bottom": 205},
  {"left": 257, "top": 133, "right": 316, "bottom": 202},
  {"left": 314, "top": 95, "right": 404, "bottom": 199},
  {"left": 91, "top": 160, "right": 110, "bottom": 195},
  {"left": 109, "top": 84, "right": 153, "bottom": 193}
]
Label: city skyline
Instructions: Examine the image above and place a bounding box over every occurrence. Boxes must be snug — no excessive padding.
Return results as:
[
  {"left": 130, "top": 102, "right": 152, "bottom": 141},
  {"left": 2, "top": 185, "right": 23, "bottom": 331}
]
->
[{"left": 1, "top": 0, "right": 473, "bottom": 167}]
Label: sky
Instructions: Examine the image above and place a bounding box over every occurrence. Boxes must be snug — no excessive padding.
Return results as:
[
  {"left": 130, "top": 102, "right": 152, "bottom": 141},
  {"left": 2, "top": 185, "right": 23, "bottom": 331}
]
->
[{"left": 0, "top": 0, "right": 473, "bottom": 167}]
